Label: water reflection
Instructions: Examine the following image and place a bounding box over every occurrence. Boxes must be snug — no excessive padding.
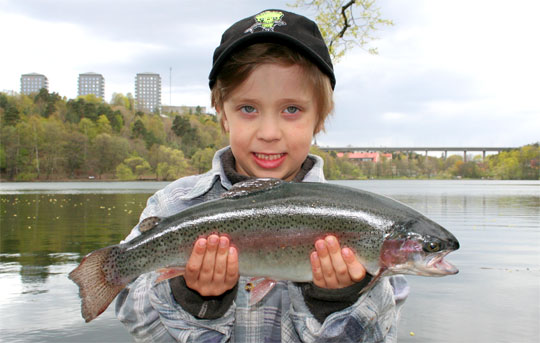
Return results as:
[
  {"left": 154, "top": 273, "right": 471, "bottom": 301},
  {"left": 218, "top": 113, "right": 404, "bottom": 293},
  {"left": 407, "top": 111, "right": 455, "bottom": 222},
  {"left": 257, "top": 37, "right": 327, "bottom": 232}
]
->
[
  {"left": 0, "top": 193, "right": 149, "bottom": 285},
  {"left": 0, "top": 191, "right": 149, "bottom": 342}
]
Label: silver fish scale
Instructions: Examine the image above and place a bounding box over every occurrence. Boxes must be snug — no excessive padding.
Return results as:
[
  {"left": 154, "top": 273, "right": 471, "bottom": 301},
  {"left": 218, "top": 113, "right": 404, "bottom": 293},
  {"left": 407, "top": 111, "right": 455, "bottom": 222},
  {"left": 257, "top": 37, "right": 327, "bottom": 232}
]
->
[{"left": 112, "top": 182, "right": 404, "bottom": 282}]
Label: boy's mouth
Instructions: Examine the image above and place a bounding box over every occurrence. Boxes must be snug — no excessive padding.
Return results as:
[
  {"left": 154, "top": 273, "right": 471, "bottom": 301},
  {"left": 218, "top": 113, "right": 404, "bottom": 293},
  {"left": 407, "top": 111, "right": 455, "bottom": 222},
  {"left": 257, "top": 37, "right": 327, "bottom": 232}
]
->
[{"left": 252, "top": 153, "right": 287, "bottom": 169}]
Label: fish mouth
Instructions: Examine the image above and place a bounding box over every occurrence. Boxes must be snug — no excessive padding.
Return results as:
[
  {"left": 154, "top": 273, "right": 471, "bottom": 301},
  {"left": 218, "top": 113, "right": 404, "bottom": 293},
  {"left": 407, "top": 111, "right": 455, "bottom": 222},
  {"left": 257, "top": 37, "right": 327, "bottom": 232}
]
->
[{"left": 424, "top": 251, "right": 459, "bottom": 276}]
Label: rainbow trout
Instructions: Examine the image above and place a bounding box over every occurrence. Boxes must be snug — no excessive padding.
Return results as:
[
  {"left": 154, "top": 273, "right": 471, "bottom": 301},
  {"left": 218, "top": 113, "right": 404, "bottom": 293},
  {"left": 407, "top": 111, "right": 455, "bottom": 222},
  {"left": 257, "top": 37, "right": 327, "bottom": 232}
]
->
[{"left": 69, "top": 178, "right": 459, "bottom": 322}]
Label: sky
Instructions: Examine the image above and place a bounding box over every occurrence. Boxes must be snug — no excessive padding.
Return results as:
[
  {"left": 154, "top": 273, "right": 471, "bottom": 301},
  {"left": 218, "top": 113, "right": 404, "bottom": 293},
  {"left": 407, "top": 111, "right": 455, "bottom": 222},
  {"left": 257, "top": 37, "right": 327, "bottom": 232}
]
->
[{"left": 1, "top": 0, "right": 539, "bottom": 148}]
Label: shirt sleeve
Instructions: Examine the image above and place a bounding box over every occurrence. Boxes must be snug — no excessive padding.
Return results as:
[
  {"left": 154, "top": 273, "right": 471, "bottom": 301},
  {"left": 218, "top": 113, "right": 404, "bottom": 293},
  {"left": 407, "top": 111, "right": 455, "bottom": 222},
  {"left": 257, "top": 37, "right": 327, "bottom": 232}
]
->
[
  {"left": 115, "top": 274, "right": 177, "bottom": 342},
  {"left": 169, "top": 276, "right": 238, "bottom": 320},
  {"left": 286, "top": 276, "right": 408, "bottom": 343},
  {"left": 299, "top": 274, "right": 372, "bottom": 324},
  {"left": 116, "top": 272, "right": 237, "bottom": 343}
]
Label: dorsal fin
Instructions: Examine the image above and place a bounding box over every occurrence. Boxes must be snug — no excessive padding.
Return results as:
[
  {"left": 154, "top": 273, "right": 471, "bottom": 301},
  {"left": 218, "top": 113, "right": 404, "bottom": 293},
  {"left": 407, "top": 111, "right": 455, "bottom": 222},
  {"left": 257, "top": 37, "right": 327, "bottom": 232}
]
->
[
  {"left": 222, "top": 178, "right": 284, "bottom": 199},
  {"left": 138, "top": 216, "right": 161, "bottom": 233}
]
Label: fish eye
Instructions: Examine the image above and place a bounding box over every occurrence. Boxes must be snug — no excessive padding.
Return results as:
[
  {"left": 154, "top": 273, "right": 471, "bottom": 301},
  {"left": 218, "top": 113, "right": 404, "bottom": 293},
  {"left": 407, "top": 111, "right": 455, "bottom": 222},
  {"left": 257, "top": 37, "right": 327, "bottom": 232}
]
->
[{"left": 424, "top": 241, "right": 441, "bottom": 253}]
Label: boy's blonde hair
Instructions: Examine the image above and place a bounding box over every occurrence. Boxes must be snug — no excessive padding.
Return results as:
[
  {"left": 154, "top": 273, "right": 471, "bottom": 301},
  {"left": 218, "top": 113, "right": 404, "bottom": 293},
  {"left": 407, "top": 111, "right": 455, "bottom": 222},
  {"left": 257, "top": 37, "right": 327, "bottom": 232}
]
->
[{"left": 211, "top": 43, "right": 334, "bottom": 134}]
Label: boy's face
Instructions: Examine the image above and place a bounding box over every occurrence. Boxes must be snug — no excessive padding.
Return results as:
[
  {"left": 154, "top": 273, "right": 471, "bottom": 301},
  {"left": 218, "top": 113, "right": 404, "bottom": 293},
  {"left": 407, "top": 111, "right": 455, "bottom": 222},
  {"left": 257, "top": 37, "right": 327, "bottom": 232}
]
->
[{"left": 220, "top": 63, "right": 318, "bottom": 181}]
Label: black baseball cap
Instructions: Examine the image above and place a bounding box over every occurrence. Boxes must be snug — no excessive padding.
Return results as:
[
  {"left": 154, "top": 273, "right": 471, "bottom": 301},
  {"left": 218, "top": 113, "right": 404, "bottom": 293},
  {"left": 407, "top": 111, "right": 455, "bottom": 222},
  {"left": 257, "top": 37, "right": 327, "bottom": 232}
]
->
[{"left": 209, "top": 9, "right": 336, "bottom": 90}]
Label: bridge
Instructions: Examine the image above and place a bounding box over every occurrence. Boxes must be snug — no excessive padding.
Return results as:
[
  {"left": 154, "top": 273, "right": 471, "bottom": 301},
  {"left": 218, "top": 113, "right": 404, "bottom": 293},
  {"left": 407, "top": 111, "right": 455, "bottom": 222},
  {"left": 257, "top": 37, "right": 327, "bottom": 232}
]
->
[{"left": 317, "top": 146, "right": 516, "bottom": 162}]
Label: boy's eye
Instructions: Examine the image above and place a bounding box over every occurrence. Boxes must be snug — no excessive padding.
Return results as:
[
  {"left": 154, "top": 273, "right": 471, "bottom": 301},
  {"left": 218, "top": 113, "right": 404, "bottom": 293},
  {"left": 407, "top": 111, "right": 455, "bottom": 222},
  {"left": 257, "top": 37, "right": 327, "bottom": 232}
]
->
[
  {"left": 284, "top": 106, "right": 299, "bottom": 114},
  {"left": 241, "top": 105, "right": 257, "bottom": 114}
]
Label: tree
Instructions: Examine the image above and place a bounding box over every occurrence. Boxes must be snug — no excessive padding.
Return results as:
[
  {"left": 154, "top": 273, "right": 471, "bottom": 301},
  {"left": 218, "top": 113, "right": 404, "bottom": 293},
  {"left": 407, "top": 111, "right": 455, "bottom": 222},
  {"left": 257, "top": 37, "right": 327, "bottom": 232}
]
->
[
  {"left": 80, "top": 94, "right": 103, "bottom": 104},
  {"left": 90, "top": 133, "right": 130, "bottom": 178},
  {"left": 116, "top": 163, "right": 136, "bottom": 180},
  {"left": 2, "top": 103, "right": 20, "bottom": 125},
  {"left": 310, "top": 146, "right": 341, "bottom": 179},
  {"left": 290, "top": 0, "right": 393, "bottom": 61},
  {"left": 191, "top": 147, "right": 215, "bottom": 173},
  {"left": 172, "top": 115, "right": 200, "bottom": 156},
  {"left": 123, "top": 156, "right": 152, "bottom": 179},
  {"left": 63, "top": 130, "right": 88, "bottom": 177},
  {"left": 66, "top": 97, "right": 99, "bottom": 123},
  {"left": 78, "top": 118, "right": 98, "bottom": 140},
  {"left": 0, "top": 125, "right": 20, "bottom": 179},
  {"left": 154, "top": 145, "right": 189, "bottom": 180},
  {"left": 96, "top": 115, "right": 113, "bottom": 134},
  {"left": 39, "top": 117, "right": 66, "bottom": 179},
  {"left": 132, "top": 119, "right": 147, "bottom": 139},
  {"left": 172, "top": 115, "right": 192, "bottom": 137},
  {"left": 34, "top": 88, "right": 61, "bottom": 118},
  {"left": 0, "top": 94, "right": 20, "bottom": 125}
]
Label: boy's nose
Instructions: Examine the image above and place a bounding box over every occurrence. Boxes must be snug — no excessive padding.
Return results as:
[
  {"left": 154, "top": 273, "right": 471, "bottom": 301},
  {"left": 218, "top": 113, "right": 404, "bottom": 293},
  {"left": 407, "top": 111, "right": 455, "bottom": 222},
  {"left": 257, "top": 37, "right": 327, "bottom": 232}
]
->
[{"left": 256, "top": 115, "right": 282, "bottom": 142}]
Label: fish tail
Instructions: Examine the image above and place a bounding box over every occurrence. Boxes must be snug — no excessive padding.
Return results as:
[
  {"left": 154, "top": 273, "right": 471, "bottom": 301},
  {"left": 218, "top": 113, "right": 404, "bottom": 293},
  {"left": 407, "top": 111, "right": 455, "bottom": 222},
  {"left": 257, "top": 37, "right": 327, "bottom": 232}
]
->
[{"left": 69, "top": 246, "right": 126, "bottom": 322}]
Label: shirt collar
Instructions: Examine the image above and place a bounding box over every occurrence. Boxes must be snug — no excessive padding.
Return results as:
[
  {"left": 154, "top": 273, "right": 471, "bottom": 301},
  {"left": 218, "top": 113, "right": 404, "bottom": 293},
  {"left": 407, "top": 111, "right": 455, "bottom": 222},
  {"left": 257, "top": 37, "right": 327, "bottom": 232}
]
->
[{"left": 183, "top": 146, "right": 326, "bottom": 200}]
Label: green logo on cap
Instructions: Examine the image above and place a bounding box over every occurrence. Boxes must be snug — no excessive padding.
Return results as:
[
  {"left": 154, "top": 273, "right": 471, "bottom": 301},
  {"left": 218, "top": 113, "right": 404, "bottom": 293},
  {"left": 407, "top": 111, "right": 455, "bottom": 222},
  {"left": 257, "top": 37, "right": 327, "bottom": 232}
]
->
[{"left": 245, "top": 11, "right": 286, "bottom": 33}]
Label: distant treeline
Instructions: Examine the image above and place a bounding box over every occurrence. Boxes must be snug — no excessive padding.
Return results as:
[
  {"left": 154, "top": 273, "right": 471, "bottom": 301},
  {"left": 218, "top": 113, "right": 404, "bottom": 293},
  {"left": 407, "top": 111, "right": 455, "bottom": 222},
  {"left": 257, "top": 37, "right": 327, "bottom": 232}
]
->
[{"left": 0, "top": 90, "right": 538, "bottom": 181}]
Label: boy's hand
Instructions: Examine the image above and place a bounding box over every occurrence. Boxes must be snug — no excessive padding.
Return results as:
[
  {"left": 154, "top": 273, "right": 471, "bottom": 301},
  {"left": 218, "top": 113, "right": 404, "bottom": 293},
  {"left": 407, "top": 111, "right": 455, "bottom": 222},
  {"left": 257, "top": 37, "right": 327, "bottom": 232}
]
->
[
  {"left": 184, "top": 234, "right": 239, "bottom": 296},
  {"left": 310, "top": 235, "right": 366, "bottom": 289}
]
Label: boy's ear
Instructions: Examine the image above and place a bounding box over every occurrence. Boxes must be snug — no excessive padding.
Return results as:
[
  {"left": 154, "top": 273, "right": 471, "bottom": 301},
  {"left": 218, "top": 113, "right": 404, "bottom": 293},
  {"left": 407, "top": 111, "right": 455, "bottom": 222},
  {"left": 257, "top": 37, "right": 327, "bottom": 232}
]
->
[{"left": 217, "top": 107, "right": 230, "bottom": 132}]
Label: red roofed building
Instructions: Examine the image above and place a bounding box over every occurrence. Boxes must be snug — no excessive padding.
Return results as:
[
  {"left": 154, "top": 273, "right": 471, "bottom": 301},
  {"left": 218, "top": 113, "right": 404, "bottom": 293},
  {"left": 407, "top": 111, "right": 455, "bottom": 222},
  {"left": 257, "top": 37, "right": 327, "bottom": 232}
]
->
[{"left": 336, "top": 151, "right": 392, "bottom": 163}]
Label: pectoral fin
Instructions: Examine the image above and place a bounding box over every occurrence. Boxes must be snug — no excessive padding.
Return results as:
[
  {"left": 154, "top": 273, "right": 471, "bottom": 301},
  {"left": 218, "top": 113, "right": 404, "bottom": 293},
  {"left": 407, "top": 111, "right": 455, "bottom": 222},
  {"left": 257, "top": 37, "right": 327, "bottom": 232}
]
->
[
  {"left": 139, "top": 216, "right": 161, "bottom": 233},
  {"left": 156, "top": 266, "right": 186, "bottom": 283},
  {"left": 248, "top": 278, "right": 277, "bottom": 306}
]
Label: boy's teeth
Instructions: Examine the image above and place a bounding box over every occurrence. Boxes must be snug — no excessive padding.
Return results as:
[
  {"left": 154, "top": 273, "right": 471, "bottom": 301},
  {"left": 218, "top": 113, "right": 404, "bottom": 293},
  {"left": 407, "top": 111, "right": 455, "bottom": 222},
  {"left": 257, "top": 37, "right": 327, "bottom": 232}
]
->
[{"left": 255, "top": 153, "right": 284, "bottom": 161}]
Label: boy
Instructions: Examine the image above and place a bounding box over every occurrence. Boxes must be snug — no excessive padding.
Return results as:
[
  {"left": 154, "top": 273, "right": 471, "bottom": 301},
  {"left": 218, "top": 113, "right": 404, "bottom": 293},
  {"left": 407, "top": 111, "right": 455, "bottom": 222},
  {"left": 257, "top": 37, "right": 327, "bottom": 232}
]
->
[{"left": 116, "top": 9, "right": 408, "bottom": 342}]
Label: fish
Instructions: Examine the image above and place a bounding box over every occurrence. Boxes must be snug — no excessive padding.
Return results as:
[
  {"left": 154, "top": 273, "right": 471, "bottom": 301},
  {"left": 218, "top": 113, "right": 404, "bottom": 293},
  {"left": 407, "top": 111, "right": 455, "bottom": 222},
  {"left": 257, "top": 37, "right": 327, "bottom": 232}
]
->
[{"left": 69, "top": 178, "right": 459, "bottom": 322}]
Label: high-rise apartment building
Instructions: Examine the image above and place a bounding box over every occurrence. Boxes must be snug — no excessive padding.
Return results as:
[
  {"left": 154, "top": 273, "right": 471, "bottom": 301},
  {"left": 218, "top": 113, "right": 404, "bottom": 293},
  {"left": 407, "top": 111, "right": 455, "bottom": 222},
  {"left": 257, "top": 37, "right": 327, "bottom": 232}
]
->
[
  {"left": 20, "top": 73, "right": 48, "bottom": 95},
  {"left": 78, "top": 72, "right": 105, "bottom": 98},
  {"left": 135, "top": 73, "right": 161, "bottom": 113}
]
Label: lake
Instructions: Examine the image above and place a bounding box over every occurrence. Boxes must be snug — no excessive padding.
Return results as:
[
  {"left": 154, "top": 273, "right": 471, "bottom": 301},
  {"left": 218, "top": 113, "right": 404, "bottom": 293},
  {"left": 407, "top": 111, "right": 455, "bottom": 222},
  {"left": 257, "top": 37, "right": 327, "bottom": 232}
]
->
[{"left": 1, "top": 180, "right": 539, "bottom": 342}]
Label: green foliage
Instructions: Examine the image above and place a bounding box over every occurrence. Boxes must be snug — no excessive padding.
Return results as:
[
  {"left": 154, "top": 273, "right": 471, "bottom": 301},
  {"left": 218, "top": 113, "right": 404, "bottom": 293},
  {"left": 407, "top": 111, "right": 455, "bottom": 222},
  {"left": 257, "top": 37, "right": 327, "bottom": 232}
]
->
[
  {"left": 34, "top": 88, "right": 62, "bottom": 118},
  {"left": 155, "top": 145, "right": 190, "bottom": 180},
  {"left": 123, "top": 156, "right": 152, "bottom": 179},
  {"left": 132, "top": 119, "right": 146, "bottom": 139},
  {"left": 310, "top": 146, "right": 365, "bottom": 179},
  {"left": 110, "top": 93, "right": 134, "bottom": 111},
  {"left": 78, "top": 118, "right": 98, "bottom": 140},
  {"left": 0, "top": 94, "right": 20, "bottom": 125},
  {"left": 0, "top": 92, "right": 536, "bottom": 181},
  {"left": 90, "top": 133, "right": 130, "bottom": 178},
  {"left": 290, "top": 0, "right": 393, "bottom": 61},
  {"left": 172, "top": 115, "right": 191, "bottom": 136},
  {"left": 191, "top": 147, "right": 215, "bottom": 173},
  {"left": 115, "top": 163, "right": 136, "bottom": 180},
  {"left": 15, "top": 172, "right": 38, "bottom": 181},
  {"left": 0, "top": 145, "right": 6, "bottom": 170},
  {"left": 63, "top": 130, "right": 87, "bottom": 177},
  {"left": 172, "top": 115, "right": 203, "bottom": 157},
  {"left": 486, "top": 144, "right": 539, "bottom": 180},
  {"left": 97, "top": 115, "right": 113, "bottom": 134}
]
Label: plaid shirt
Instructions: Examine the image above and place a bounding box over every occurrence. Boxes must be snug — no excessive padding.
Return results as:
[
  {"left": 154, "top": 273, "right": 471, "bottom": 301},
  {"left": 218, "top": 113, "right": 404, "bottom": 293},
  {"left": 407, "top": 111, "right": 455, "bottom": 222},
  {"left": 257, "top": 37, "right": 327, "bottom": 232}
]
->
[{"left": 115, "top": 147, "right": 408, "bottom": 342}]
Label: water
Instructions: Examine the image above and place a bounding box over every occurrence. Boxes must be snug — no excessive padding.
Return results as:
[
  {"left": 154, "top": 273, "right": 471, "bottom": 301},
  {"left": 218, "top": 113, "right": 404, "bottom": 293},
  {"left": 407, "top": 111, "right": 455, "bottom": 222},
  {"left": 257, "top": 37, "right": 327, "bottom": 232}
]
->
[{"left": 1, "top": 180, "right": 539, "bottom": 342}]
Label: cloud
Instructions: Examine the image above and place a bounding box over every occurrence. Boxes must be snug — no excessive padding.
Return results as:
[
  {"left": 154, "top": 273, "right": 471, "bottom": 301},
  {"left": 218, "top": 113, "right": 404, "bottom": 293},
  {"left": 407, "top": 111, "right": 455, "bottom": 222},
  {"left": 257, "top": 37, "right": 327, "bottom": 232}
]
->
[
  {"left": 315, "top": 0, "right": 540, "bottom": 147},
  {"left": 1, "top": 0, "right": 538, "bottom": 147}
]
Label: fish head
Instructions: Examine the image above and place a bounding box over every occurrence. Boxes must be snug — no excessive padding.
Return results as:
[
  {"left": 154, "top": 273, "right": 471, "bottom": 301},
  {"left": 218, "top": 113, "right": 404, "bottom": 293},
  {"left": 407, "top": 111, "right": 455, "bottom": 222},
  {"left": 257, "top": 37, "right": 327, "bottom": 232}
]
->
[{"left": 380, "top": 218, "right": 460, "bottom": 277}]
